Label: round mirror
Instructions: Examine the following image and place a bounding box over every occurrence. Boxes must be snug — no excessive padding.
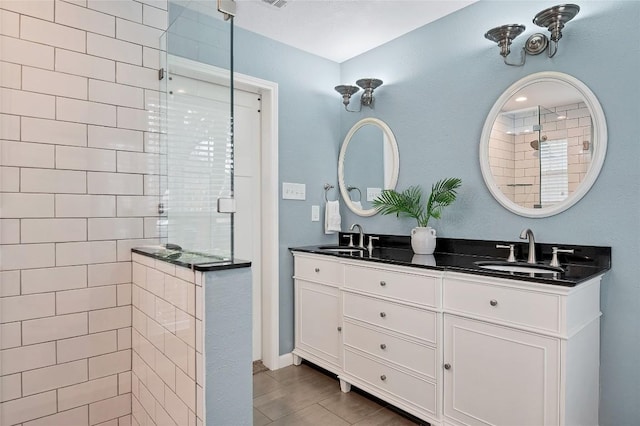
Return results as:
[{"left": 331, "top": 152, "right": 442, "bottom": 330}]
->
[
  {"left": 338, "top": 118, "right": 400, "bottom": 216},
  {"left": 480, "top": 71, "right": 607, "bottom": 217}
]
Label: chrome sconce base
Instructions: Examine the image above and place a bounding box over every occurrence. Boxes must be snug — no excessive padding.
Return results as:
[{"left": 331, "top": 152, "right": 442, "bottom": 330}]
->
[
  {"left": 485, "top": 4, "right": 580, "bottom": 67},
  {"left": 334, "top": 78, "right": 383, "bottom": 112},
  {"left": 524, "top": 33, "right": 549, "bottom": 55}
]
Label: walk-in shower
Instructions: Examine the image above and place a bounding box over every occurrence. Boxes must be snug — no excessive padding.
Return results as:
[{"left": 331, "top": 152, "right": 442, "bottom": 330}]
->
[{"left": 488, "top": 103, "right": 593, "bottom": 209}]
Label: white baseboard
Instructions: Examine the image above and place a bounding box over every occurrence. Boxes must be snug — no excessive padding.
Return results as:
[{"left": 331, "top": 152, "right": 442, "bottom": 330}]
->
[{"left": 277, "top": 353, "right": 293, "bottom": 369}]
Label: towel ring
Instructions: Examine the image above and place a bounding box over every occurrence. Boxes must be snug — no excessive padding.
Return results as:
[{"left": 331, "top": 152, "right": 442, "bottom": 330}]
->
[
  {"left": 347, "top": 186, "right": 362, "bottom": 202},
  {"left": 324, "top": 183, "right": 337, "bottom": 202}
]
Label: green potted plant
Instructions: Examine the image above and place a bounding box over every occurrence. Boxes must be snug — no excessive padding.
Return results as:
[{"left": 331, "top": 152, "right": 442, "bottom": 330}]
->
[{"left": 372, "top": 177, "right": 462, "bottom": 254}]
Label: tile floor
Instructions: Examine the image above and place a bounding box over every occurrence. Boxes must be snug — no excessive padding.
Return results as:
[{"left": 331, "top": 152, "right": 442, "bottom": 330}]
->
[{"left": 253, "top": 362, "right": 425, "bottom": 425}]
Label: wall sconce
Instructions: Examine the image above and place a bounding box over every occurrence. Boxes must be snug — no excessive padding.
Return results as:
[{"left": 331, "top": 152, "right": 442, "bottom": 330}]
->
[
  {"left": 334, "top": 78, "right": 383, "bottom": 112},
  {"left": 484, "top": 4, "right": 580, "bottom": 66}
]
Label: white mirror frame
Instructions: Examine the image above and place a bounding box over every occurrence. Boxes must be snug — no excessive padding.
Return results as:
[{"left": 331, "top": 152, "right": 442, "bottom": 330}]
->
[
  {"left": 480, "top": 71, "right": 607, "bottom": 218},
  {"left": 338, "top": 117, "right": 400, "bottom": 216}
]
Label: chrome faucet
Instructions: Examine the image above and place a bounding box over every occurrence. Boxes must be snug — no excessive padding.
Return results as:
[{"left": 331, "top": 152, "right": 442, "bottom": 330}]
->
[
  {"left": 350, "top": 223, "right": 365, "bottom": 249},
  {"left": 519, "top": 228, "right": 536, "bottom": 264}
]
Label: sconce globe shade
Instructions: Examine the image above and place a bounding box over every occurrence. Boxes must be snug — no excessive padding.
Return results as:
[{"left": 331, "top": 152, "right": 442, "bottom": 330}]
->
[
  {"left": 334, "top": 85, "right": 360, "bottom": 97},
  {"left": 533, "top": 4, "right": 580, "bottom": 42},
  {"left": 335, "top": 85, "right": 360, "bottom": 107},
  {"left": 355, "top": 78, "right": 383, "bottom": 91},
  {"left": 484, "top": 24, "right": 526, "bottom": 57},
  {"left": 355, "top": 79, "right": 383, "bottom": 107},
  {"left": 335, "top": 80, "right": 383, "bottom": 109}
]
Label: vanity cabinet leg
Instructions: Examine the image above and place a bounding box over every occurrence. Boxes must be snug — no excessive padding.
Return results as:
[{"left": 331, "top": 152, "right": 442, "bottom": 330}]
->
[
  {"left": 292, "top": 354, "right": 302, "bottom": 366},
  {"left": 339, "top": 379, "right": 352, "bottom": 393}
]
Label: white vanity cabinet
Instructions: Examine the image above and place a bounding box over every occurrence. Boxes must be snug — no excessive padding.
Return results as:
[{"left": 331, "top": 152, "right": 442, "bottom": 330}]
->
[
  {"left": 442, "top": 272, "right": 601, "bottom": 426},
  {"left": 292, "top": 254, "right": 344, "bottom": 371},
  {"left": 340, "top": 261, "right": 443, "bottom": 422},
  {"left": 291, "top": 251, "right": 604, "bottom": 426}
]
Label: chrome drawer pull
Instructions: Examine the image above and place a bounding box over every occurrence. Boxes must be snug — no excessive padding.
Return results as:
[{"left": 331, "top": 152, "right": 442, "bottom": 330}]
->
[
  {"left": 380, "top": 281, "right": 386, "bottom": 287},
  {"left": 379, "top": 312, "right": 386, "bottom": 318},
  {"left": 380, "top": 374, "right": 387, "bottom": 381},
  {"left": 490, "top": 299, "right": 498, "bottom": 307},
  {"left": 380, "top": 343, "right": 387, "bottom": 350},
  {"left": 314, "top": 267, "right": 320, "bottom": 273}
]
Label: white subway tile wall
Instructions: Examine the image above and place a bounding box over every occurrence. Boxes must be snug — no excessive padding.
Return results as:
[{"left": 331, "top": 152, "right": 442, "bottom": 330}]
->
[
  {"left": 487, "top": 103, "right": 593, "bottom": 208},
  {"left": 21, "top": 116, "right": 88, "bottom": 147},
  {"left": 0, "top": 271, "right": 20, "bottom": 298},
  {"left": 0, "top": 87, "right": 56, "bottom": 118},
  {"left": 0, "top": 36, "right": 55, "bottom": 70},
  {"left": 131, "top": 254, "right": 202, "bottom": 426},
  {"left": 0, "top": 61, "right": 21, "bottom": 89},
  {"left": 0, "top": 1, "right": 167, "bottom": 425}
]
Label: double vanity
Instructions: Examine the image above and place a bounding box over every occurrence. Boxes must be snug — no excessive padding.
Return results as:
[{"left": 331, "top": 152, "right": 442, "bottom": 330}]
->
[
  {"left": 291, "top": 234, "right": 610, "bottom": 426},
  {"left": 301, "top": 69, "right": 611, "bottom": 425}
]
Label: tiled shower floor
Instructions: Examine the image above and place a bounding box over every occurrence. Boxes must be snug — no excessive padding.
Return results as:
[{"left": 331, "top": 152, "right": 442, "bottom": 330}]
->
[{"left": 253, "top": 363, "right": 424, "bottom": 425}]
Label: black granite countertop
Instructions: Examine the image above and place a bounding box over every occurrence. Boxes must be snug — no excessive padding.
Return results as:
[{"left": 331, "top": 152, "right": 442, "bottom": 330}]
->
[
  {"left": 291, "top": 234, "right": 611, "bottom": 287},
  {"left": 132, "top": 247, "right": 251, "bottom": 272}
]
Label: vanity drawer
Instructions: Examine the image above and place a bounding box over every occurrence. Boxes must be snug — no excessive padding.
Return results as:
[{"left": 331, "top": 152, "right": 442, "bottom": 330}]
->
[
  {"left": 343, "top": 321, "right": 436, "bottom": 379},
  {"left": 443, "top": 277, "right": 561, "bottom": 333},
  {"left": 344, "top": 265, "right": 439, "bottom": 307},
  {"left": 344, "top": 349, "right": 437, "bottom": 413},
  {"left": 294, "top": 255, "right": 343, "bottom": 286},
  {"left": 343, "top": 292, "right": 437, "bottom": 344}
]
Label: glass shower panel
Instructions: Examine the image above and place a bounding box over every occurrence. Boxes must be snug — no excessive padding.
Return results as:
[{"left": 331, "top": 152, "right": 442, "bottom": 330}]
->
[
  {"left": 538, "top": 105, "right": 568, "bottom": 207},
  {"left": 165, "top": 75, "right": 233, "bottom": 257},
  {"left": 160, "top": 1, "right": 235, "bottom": 259},
  {"left": 508, "top": 106, "right": 540, "bottom": 209},
  {"left": 539, "top": 138, "right": 569, "bottom": 205}
]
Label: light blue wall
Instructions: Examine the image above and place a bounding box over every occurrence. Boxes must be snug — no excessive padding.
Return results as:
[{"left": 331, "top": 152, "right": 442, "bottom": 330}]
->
[
  {"left": 169, "top": 1, "right": 640, "bottom": 424},
  {"left": 340, "top": 2, "right": 640, "bottom": 424},
  {"left": 204, "top": 267, "right": 252, "bottom": 425},
  {"left": 231, "top": 30, "right": 342, "bottom": 355},
  {"left": 167, "top": 2, "right": 341, "bottom": 356}
]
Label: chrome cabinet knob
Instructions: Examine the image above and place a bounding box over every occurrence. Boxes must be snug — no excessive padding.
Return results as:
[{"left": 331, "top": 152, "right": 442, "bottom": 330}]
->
[
  {"left": 490, "top": 299, "right": 498, "bottom": 307},
  {"left": 314, "top": 267, "right": 320, "bottom": 272},
  {"left": 379, "top": 312, "right": 386, "bottom": 318},
  {"left": 380, "top": 343, "right": 387, "bottom": 350},
  {"left": 380, "top": 375, "right": 387, "bottom": 381},
  {"left": 380, "top": 281, "right": 386, "bottom": 287},
  {"left": 444, "top": 363, "right": 451, "bottom": 370}
]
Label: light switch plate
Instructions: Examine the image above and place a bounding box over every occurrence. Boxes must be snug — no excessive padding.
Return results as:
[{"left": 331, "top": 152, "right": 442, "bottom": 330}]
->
[
  {"left": 311, "top": 205, "right": 320, "bottom": 221},
  {"left": 282, "top": 182, "right": 306, "bottom": 200},
  {"left": 367, "top": 187, "right": 382, "bottom": 202}
]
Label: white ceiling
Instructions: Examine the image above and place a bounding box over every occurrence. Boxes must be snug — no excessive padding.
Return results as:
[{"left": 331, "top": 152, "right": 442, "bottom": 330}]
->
[
  {"left": 502, "top": 81, "right": 584, "bottom": 112},
  {"left": 214, "top": 0, "right": 478, "bottom": 63}
]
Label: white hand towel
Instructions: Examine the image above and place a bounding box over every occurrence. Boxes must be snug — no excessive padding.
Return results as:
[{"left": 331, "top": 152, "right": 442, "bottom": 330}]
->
[{"left": 325, "top": 200, "right": 341, "bottom": 234}]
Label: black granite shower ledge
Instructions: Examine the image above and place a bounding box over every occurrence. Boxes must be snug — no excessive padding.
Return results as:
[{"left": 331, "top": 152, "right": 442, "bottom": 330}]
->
[{"left": 132, "top": 246, "right": 251, "bottom": 272}]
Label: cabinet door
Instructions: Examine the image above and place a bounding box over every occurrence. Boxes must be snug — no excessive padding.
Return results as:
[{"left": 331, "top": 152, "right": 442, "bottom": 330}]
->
[
  {"left": 295, "top": 280, "right": 341, "bottom": 366},
  {"left": 443, "top": 315, "right": 559, "bottom": 426}
]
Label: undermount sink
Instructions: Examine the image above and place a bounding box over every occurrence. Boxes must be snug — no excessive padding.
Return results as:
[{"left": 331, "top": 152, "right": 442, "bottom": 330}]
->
[
  {"left": 474, "top": 260, "right": 563, "bottom": 275},
  {"left": 317, "top": 245, "right": 365, "bottom": 254}
]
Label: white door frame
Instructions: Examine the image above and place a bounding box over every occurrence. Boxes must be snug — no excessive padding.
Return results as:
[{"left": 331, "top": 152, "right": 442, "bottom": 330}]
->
[{"left": 168, "top": 55, "right": 281, "bottom": 370}]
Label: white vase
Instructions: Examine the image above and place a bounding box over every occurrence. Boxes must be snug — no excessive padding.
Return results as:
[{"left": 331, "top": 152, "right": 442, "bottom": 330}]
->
[
  {"left": 411, "top": 254, "right": 436, "bottom": 266},
  {"left": 411, "top": 226, "right": 437, "bottom": 255}
]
